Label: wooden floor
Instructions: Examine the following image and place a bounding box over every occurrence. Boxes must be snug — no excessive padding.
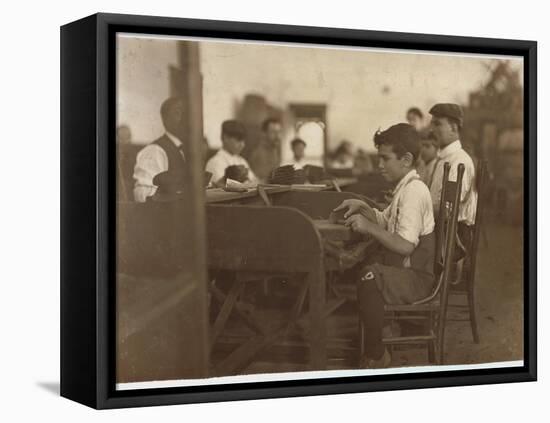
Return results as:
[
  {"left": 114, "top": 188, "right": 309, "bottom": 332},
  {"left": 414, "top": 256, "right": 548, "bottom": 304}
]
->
[
  {"left": 210, "top": 220, "right": 525, "bottom": 375},
  {"left": 211, "top": 300, "right": 361, "bottom": 375}
]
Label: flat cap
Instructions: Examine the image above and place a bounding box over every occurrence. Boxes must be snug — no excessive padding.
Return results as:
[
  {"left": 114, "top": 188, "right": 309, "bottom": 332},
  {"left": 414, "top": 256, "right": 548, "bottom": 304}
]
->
[
  {"left": 429, "top": 103, "right": 464, "bottom": 125},
  {"left": 222, "top": 120, "right": 247, "bottom": 139}
]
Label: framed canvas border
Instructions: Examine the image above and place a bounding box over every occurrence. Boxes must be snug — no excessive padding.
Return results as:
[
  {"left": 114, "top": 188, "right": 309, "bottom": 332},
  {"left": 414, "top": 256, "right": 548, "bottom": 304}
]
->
[{"left": 60, "top": 12, "right": 537, "bottom": 409}]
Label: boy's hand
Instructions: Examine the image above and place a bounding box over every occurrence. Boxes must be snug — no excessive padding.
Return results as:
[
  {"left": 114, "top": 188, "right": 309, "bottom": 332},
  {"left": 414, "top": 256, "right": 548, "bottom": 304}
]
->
[
  {"left": 359, "top": 205, "right": 378, "bottom": 223},
  {"left": 333, "top": 199, "right": 367, "bottom": 218},
  {"left": 344, "top": 214, "right": 375, "bottom": 235}
]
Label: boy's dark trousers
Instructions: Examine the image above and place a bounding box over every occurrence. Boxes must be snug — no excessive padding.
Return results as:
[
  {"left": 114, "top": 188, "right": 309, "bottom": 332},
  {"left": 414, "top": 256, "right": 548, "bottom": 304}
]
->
[{"left": 354, "top": 233, "right": 436, "bottom": 361}]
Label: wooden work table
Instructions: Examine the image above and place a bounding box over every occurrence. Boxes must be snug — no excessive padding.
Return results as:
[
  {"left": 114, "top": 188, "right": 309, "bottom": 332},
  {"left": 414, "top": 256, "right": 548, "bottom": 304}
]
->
[
  {"left": 205, "top": 177, "right": 358, "bottom": 205},
  {"left": 206, "top": 186, "right": 290, "bottom": 204},
  {"left": 206, "top": 189, "right": 372, "bottom": 375}
]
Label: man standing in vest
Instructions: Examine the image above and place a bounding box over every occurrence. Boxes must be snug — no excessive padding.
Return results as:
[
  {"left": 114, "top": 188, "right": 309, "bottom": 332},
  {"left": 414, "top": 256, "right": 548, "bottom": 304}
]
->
[
  {"left": 133, "top": 97, "right": 187, "bottom": 202},
  {"left": 428, "top": 103, "right": 477, "bottom": 252}
]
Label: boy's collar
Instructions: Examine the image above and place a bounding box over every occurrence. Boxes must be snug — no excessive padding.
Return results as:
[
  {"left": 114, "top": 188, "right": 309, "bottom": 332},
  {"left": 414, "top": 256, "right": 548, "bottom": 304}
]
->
[
  {"left": 221, "top": 147, "right": 245, "bottom": 157},
  {"left": 392, "top": 169, "right": 419, "bottom": 194}
]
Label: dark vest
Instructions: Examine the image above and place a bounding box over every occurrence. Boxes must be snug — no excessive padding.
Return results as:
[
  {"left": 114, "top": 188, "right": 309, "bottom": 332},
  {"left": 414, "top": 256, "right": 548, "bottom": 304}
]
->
[
  {"left": 153, "top": 134, "right": 186, "bottom": 175},
  {"left": 381, "top": 232, "right": 435, "bottom": 277},
  {"left": 150, "top": 135, "right": 187, "bottom": 199},
  {"left": 379, "top": 175, "right": 436, "bottom": 278}
]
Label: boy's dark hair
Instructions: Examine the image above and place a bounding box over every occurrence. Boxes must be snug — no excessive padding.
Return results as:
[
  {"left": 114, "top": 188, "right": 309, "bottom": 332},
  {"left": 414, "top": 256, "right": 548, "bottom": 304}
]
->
[
  {"left": 291, "top": 138, "right": 306, "bottom": 148},
  {"left": 221, "top": 119, "right": 246, "bottom": 139},
  {"left": 406, "top": 107, "right": 423, "bottom": 119},
  {"left": 262, "top": 117, "right": 281, "bottom": 132},
  {"left": 374, "top": 123, "right": 421, "bottom": 162},
  {"left": 334, "top": 144, "right": 349, "bottom": 157}
]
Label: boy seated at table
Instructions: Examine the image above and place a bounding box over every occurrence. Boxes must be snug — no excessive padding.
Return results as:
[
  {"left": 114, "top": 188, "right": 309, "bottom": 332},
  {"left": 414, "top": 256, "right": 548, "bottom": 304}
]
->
[
  {"left": 334, "top": 123, "right": 435, "bottom": 368},
  {"left": 206, "top": 120, "right": 257, "bottom": 188}
]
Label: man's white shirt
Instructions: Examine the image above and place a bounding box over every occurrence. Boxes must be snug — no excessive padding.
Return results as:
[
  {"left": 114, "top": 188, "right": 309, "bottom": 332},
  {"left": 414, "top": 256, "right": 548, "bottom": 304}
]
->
[
  {"left": 429, "top": 140, "right": 477, "bottom": 225},
  {"left": 133, "top": 132, "right": 184, "bottom": 203}
]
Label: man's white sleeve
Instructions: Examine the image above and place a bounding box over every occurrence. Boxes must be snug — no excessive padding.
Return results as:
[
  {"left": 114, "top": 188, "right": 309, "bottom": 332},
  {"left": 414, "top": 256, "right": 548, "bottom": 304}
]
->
[{"left": 133, "top": 145, "right": 168, "bottom": 202}]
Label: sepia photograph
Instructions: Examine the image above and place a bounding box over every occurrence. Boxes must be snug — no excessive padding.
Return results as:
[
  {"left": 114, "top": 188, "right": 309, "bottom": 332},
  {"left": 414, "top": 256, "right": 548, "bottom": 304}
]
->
[
  {"left": 114, "top": 31, "right": 526, "bottom": 390},
  {"left": 1, "top": 0, "right": 546, "bottom": 416}
]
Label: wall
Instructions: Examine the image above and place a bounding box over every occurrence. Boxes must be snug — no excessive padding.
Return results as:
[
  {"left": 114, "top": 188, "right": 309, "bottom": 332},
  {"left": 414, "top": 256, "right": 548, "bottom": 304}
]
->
[
  {"left": 117, "top": 33, "right": 522, "bottom": 160},
  {"left": 199, "top": 39, "right": 521, "bottom": 155},
  {"left": 116, "top": 35, "right": 179, "bottom": 143}
]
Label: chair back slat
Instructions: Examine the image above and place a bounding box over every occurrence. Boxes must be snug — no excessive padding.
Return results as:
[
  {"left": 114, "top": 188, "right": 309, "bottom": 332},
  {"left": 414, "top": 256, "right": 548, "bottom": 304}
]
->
[
  {"left": 436, "top": 163, "right": 465, "bottom": 360},
  {"left": 420, "top": 162, "right": 464, "bottom": 303},
  {"left": 385, "top": 162, "right": 466, "bottom": 364},
  {"left": 434, "top": 163, "right": 451, "bottom": 275},
  {"left": 466, "top": 160, "right": 488, "bottom": 285}
]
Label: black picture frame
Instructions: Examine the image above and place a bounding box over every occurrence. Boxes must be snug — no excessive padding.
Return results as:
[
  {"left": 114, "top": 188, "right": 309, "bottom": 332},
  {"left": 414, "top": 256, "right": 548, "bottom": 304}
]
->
[{"left": 60, "top": 12, "right": 537, "bottom": 409}]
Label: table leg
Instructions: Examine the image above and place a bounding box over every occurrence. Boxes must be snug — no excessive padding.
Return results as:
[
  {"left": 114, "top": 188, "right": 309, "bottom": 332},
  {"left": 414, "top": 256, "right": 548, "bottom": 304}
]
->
[{"left": 308, "top": 263, "right": 326, "bottom": 369}]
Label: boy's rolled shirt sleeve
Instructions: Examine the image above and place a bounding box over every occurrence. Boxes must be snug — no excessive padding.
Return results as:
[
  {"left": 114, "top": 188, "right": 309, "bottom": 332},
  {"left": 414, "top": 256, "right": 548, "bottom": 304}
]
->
[
  {"left": 133, "top": 144, "right": 168, "bottom": 202},
  {"left": 373, "top": 207, "right": 389, "bottom": 230}
]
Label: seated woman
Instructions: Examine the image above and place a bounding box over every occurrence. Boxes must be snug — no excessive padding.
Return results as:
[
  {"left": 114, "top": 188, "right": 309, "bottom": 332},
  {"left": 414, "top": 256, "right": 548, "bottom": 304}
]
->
[{"left": 334, "top": 123, "right": 435, "bottom": 368}]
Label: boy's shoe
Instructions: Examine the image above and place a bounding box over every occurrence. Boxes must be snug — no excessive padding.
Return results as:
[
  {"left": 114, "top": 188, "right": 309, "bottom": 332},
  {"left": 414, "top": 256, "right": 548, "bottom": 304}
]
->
[{"left": 360, "top": 348, "right": 392, "bottom": 369}]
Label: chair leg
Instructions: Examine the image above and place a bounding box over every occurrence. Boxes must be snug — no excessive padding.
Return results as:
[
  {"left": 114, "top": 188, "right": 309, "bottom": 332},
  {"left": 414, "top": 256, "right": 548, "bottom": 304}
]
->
[
  {"left": 428, "top": 340, "right": 436, "bottom": 364},
  {"left": 427, "top": 311, "right": 436, "bottom": 364},
  {"left": 467, "top": 281, "right": 480, "bottom": 344},
  {"left": 358, "top": 318, "right": 365, "bottom": 365},
  {"left": 436, "top": 312, "right": 446, "bottom": 365}
]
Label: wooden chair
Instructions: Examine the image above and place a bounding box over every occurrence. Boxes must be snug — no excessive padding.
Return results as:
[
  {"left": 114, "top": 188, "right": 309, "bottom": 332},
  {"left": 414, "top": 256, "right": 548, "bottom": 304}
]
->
[
  {"left": 447, "top": 160, "right": 488, "bottom": 343},
  {"left": 360, "top": 162, "right": 465, "bottom": 365}
]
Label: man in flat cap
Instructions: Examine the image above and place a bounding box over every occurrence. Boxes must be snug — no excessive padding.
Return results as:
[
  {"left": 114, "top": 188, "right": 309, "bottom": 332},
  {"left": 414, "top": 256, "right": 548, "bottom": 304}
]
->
[
  {"left": 133, "top": 97, "right": 187, "bottom": 202},
  {"left": 428, "top": 103, "right": 477, "bottom": 252},
  {"left": 206, "top": 120, "right": 257, "bottom": 187}
]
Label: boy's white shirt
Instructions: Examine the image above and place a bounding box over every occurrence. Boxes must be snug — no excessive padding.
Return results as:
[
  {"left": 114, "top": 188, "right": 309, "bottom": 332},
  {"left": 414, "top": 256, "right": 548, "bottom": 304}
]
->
[
  {"left": 373, "top": 169, "right": 435, "bottom": 267},
  {"left": 205, "top": 148, "right": 257, "bottom": 185}
]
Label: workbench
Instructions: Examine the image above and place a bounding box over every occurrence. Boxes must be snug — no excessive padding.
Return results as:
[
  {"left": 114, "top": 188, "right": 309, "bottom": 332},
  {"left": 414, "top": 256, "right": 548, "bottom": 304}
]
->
[{"left": 206, "top": 188, "right": 374, "bottom": 374}]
